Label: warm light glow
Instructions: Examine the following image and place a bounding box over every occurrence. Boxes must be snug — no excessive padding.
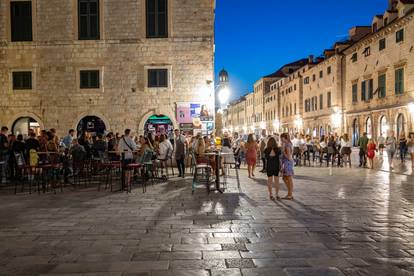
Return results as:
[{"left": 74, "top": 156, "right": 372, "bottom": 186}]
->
[
  {"left": 408, "top": 102, "right": 414, "bottom": 115},
  {"left": 219, "top": 87, "right": 230, "bottom": 105},
  {"left": 260, "top": 121, "right": 266, "bottom": 130},
  {"left": 294, "top": 118, "right": 303, "bottom": 128},
  {"left": 331, "top": 112, "right": 342, "bottom": 128},
  {"left": 273, "top": 119, "right": 280, "bottom": 131},
  {"left": 250, "top": 125, "right": 255, "bottom": 132},
  {"left": 243, "top": 126, "right": 247, "bottom": 133}
]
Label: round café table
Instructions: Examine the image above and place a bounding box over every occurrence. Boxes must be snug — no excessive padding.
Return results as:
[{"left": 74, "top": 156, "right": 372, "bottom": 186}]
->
[{"left": 204, "top": 151, "right": 233, "bottom": 193}]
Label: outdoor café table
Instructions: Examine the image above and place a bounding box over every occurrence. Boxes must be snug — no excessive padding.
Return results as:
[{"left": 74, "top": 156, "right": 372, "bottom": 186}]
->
[{"left": 204, "top": 151, "right": 233, "bottom": 193}]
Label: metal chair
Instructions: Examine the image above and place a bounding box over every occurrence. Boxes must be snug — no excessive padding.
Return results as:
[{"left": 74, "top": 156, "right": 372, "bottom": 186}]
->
[{"left": 191, "top": 152, "right": 214, "bottom": 194}]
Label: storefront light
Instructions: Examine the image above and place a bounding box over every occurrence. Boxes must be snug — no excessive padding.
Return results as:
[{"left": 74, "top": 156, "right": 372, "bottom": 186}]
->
[
  {"left": 273, "top": 119, "right": 280, "bottom": 131},
  {"left": 260, "top": 121, "right": 266, "bottom": 130},
  {"left": 408, "top": 102, "right": 414, "bottom": 115},
  {"left": 294, "top": 118, "right": 303, "bottom": 128},
  {"left": 331, "top": 112, "right": 342, "bottom": 128}
]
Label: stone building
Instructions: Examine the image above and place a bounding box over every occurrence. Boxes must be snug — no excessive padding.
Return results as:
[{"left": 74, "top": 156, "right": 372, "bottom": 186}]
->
[
  {"left": 0, "top": 0, "right": 215, "bottom": 137},
  {"left": 344, "top": 0, "right": 414, "bottom": 144},
  {"left": 223, "top": 0, "right": 414, "bottom": 141},
  {"left": 302, "top": 51, "right": 344, "bottom": 137}
]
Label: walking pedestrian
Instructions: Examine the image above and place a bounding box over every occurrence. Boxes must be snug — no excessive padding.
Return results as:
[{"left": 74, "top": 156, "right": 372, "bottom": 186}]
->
[
  {"left": 245, "top": 134, "right": 258, "bottom": 178},
  {"left": 280, "top": 133, "right": 294, "bottom": 200},
  {"left": 366, "top": 138, "right": 376, "bottom": 169},
  {"left": 408, "top": 132, "right": 414, "bottom": 170},
  {"left": 358, "top": 132, "right": 368, "bottom": 167},
  {"left": 399, "top": 132, "right": 407, "bottom": 164},
  {"left": 118, "top": 129, "right": 138, "bottom": 187},
  {"left": 377, "top": 134, "right": 385, "bottom": 156},
  {"left": 385, "top": 131, "right": 397, "bottom": 170},
  {"left": 174, "top": 129, "right": 187, "bottom": 178},
  {"left": 264, "top": 137, "right": 281, "bottom": 200},
  {"left": 259, "top": 130, "right": 268, "bottom": 173}
]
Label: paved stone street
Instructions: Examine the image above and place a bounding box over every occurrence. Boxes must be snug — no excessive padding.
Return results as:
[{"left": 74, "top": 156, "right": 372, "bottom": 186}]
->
[{"left": 1, "top": 165, "right": 414, "bottom": 276}]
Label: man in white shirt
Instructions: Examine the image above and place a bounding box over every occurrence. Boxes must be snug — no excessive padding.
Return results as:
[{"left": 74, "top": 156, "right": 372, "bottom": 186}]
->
[{"left": 118, "top": 129, "right": 138, "bottom": 188}]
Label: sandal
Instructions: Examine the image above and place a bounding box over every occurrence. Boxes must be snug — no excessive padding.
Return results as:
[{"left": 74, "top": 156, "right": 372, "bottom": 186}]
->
[
  {"left": 269, "top": 195, "right": 275, "bottom": 200},
  {"left": 282, "top": 196, "right": 294, "bottom": 200},
  {"left": 276, "top": 195, "right": 281, "bottom": 200}
]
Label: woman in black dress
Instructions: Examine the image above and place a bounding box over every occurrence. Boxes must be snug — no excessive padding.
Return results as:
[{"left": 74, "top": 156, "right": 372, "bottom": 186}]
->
[{"left": 264, "top": 137, "right": 281, "bottom": 200}]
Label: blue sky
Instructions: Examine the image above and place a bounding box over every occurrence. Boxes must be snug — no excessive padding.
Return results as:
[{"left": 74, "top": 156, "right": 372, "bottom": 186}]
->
[{"left": 214, "top": 0, "right": 388, "bottom": 100}]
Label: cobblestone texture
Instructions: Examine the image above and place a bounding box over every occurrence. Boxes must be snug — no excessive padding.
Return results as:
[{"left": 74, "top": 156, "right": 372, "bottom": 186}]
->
[{"left": 0, "top": 164, "right": 414, "bottom": 275}]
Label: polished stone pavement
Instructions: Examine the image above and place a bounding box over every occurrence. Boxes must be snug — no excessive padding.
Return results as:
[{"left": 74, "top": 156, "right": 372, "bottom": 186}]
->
[{"left": 0, "top": 164, "right": 414, "bottom": 276}]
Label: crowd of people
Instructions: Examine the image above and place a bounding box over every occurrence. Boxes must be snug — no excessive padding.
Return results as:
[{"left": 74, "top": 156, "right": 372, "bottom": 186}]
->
[{"left": 1, "top": 124, "right": 413, "bottom": 199}]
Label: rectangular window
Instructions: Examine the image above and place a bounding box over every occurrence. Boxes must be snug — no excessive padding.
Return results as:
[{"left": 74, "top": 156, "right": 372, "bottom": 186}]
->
[
  {"left": 319, "top": 70, "right": 323, "bottom": 78},
  {"left": 361, "top": 80, "right": 367, "bottom": 101},
  {"left": 311, "top": 97, "right": 314, "bottom": 111},
  {"left": 368, "top": 79, "right": 374, "bottom": 99},
  {"left": 352, "top": 83, "right": 358, "bottom": 103},
  {"left": 312, "top": 74, "right": 316, "bottom": 81},
  {"left": 78, "top": 0, "right": 100, "bottom": 40},
  {"left": 327, "top": 92, "right": 332, "bottom": 108},
  {"left": 378, "top": 74, "right": 386, "bottom": 98},
  {"left": 80, "top": 70, "right": 100, "bottom": 89},
  {"left": 304, "top": 77, "right": 309, "bottom": 84},
  {"left": 363, "top": 46, "right": 371, "bottom": 57},
  {"left": 396, "top": 29, "right": 404, "bottom": 43},
  {"left": 294, "top": 103, "right": 296, "bottom": 115},
  {"left": 327, "top": 66, "right": 331, "bottom": 75},
  {"left": 395, "top": 68, "right": 404, "bottom": 95},
  {"left": 12, "top": 71, "right": 32, "bottom": 90},
  {"left": 146, "top": 0, "right": 168, "bottom": 38},
  {"left": 10, "top": 1, "right": 33, "bottom": 42},
  {"left": 319, "top": 94, "right": 323, "bottom": 110},
  {"left": 379, "top": 38, "right": 386, "bottom": 51},
  {"left": 148, "top": 69, "right": 168, "bottom": 87},
  {"left": 314, "top": 96, "right": 318, "bottom": 111},
  {"left": 351, "top": 53, "right": 358, "bottom": 63}
]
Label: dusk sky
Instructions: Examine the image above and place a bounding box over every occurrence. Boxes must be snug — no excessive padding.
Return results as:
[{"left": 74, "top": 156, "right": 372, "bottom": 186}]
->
[{"left": 214, "top": 0, "right": 388, "bottom": 101}]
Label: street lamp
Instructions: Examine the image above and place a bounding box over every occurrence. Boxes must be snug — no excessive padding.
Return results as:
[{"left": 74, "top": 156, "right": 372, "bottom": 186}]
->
[{"left": 218, "top": 87, "right": 230, "bottom": 106}]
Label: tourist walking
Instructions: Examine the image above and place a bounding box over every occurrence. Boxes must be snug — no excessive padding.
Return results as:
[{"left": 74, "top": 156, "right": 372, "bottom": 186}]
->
[
  {"left": 245, "top": 134, "right": 258, "bottom": 178},
  {"left": 174, "top": 129, "right": 187, "bottom": 178},
  {"left": 264, "top": 137, "right": 281, "bottom": 200},
  {"left": 378, "top": 134, "right": 385, "bottom": 156},
  {"left": 259, "top": 130, "right": 268, "bottom": 173},
  {"left": 118, "top": 129, "right": 138, "bottom": 188},
  {"left": 399, "top": 132, "right": 407, "bottom": 164},
  {"left": 385, "top": 131, "right": 397, "bottom": 170},
  {"left": 340, "top": 134, "right": 352, "bottom": 167},
  {"left": 366, "top": 139, "right": 376, "bottom": 169},
  {"left": 358, "top": 132, "right": 369, "bottom": 168},
  {"left": 280, "top": 133, "right": 294, "bottom": 200},
  {"left": 408, "top": 132, "right": 414, "bottom": 170}
]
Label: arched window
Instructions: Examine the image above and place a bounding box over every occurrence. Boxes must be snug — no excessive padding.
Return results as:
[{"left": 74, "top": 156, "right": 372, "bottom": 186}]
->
[
  {"left": 379, "top": 116, "right": 388, "bottom": 136},
  {"left": 352, "top": 119, "right": 359, "bottom": 147},
  {"left": 396, "top": 113, "right": 405, "bottom": 137},
  {"left": 365, "top": 117, "right": 372, "bottom": 138}
]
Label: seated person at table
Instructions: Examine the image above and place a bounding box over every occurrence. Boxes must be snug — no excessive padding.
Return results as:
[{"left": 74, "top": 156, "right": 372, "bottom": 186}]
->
[
  {"left": 92, "top": 134, "right": 108, "bottom": 158},
  {"left": 158, "top": 134, "right": 173, "bottom": 160}
]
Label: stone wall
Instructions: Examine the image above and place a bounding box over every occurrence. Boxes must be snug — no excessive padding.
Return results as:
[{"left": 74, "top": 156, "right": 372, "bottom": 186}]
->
[{"left": 0, "top": 0, "right": 215, "bottom": 137}]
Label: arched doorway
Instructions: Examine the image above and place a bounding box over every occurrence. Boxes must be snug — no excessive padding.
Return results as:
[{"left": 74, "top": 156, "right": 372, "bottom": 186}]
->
[
  {"left": 77, "top": 116, "right": 106, "bottom": 137},
  {"left": 365, "top": 117, "right": 372, "bottom": 139},
  {"left": 396, "top": 113, "right": 405, "bottom": 137},
  {"left": 12, "top": 117, "right": 41, "bottom": 137},
  {"left": 379, "top": 116, "right": 388, "bottom": 137},
  {"left": 144, "top": 115, "right": 174, "bottom": 137},
  {"left": 352, "top": 119, "right": 359, "bottom": 146}
]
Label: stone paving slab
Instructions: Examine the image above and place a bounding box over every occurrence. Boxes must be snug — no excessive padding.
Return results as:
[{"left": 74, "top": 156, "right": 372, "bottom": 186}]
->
[{"left": 0, "top": 166, "right": 414, "bottom": 275}]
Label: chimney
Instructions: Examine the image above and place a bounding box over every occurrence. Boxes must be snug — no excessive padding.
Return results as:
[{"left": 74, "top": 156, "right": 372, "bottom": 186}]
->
[{"left": 308, "top": 55, "right": 314, "bottom": 64}]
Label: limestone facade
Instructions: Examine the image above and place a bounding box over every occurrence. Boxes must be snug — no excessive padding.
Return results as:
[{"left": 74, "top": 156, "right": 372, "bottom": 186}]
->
[
  {"left": 223, "top": 0, "right": 414, "bottom": 141},
  {"left": 0, "top": 0, "right": 215, "bottom": 137}
]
